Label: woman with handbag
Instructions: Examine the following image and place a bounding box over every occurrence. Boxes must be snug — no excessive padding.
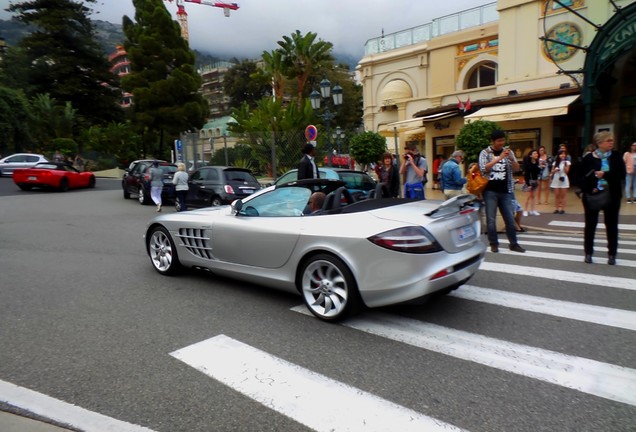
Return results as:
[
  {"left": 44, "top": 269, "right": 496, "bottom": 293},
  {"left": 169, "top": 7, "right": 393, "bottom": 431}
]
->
[
  {"left": 549, "top": 149, "right": 571, "bottom": 214},
  {"left": 523, "top": 149, "right": 541, "bottom": 216},
  {"left": 580, "top": 131, "right": 626, "bottom": 265}
]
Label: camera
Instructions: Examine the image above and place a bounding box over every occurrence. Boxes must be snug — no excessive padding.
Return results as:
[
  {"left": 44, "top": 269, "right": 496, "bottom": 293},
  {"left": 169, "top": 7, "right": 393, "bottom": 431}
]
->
[
  {"left": 559, "top": 176, "right": 565, "bottom": 182},
  {"left": 403, "top": 154, "right": 410, "bottom": 159}
]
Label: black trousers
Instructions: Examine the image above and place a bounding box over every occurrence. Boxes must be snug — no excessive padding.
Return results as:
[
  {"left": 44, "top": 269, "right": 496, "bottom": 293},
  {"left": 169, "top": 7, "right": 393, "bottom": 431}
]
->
[{"left": 583, "top": 201, "right": 620, "bottom": 256}]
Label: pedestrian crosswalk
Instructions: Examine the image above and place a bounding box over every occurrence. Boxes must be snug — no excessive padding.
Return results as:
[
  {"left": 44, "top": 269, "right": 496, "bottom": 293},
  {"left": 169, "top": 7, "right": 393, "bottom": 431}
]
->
[{"left": 172, "top": 231, "right": 636, "bottom": 432}]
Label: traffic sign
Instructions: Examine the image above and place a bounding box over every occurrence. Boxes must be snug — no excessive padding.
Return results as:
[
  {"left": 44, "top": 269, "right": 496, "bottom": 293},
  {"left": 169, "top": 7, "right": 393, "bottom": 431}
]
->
[{"left": 305, "top": 125, "right": 318, "bottom": 141}]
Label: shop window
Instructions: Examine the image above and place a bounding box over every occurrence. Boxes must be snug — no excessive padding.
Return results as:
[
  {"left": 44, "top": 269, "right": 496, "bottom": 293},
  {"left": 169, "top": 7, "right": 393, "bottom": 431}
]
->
[{"left": 466, "top": 61, "right": 497, "bottom": 89}]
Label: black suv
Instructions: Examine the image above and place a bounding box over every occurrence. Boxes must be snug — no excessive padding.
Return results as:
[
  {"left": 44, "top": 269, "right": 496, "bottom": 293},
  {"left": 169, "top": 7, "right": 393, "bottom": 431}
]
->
[
  {"left": 122, "top": 160, "right": 177, "bottom": 205},
  {"left": 177, "top": 166, "right": 261, "bottom": 210}
]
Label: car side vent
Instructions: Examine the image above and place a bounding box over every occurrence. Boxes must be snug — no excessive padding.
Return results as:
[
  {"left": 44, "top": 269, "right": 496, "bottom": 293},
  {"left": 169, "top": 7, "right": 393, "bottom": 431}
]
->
[{"left": 177, "top": 228, "right": 214, "bottom": 260}]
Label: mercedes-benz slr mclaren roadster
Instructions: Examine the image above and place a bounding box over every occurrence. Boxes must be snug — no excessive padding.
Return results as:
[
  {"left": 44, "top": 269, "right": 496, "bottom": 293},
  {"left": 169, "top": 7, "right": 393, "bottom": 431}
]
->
[{"left": 145, "top": 179, "right": 486, "bottom": 322}]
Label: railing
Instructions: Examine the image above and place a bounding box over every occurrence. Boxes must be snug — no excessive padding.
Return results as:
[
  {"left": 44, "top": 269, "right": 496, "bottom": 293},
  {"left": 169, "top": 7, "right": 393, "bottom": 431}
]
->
[{"left": 364, "top": 2, "right": 498, "bottom": 56}]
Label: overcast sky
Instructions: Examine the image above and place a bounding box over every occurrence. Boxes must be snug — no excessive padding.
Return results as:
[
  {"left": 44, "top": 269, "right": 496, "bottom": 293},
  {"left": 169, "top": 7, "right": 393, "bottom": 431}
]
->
[{"left": 1, "top": 0, "right": 493, "bottom": 59}]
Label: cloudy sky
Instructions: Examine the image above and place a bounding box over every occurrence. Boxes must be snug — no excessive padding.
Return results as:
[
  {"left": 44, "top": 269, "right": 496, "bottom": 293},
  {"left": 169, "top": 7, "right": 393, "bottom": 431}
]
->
[{"left": 1, "top": 0, "right": 493, "bottom": 59}]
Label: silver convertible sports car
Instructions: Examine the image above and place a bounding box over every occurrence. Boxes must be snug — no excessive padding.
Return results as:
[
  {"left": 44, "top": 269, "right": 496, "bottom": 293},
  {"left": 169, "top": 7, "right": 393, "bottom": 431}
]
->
[{"left": 145, "top": 179, "right": 486, "bottom": 322}]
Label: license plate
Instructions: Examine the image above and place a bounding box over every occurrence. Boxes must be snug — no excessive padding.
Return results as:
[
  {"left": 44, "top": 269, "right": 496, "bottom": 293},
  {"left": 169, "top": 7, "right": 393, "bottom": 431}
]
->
[
  {"left": 28, "top": 176, "right": 37, "bottom": 181},
  {"left": 456, "top": 225, "right": 475, "bottom": 241},
  {"left": 243, "top": 189, "right": 254, "bottom": 195}
]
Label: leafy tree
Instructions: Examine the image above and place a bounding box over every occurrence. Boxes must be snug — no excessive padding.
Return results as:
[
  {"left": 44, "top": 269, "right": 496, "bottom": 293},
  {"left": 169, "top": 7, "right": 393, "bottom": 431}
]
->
[
  {"left": 456, "top": 119, "right": 502, "bottom": 164},
  {"left": 0, "top": 86, "right": 33, "bottom": 154},
  {"left": 229, "top": 97, "right": 315, "bottom": 176},
  {"left": 278, "top": 30, "right": 333, "bottom": 105},
  {"left": 7, "top": 0, "right": 123, "bottom": 128},
  {"left": 349, "top": 131, "right": 387, "bottom": 168},
  {"left": 122, "top": 0, "right": 208, "bottom": 158},
  {"left": 29, "top": 94, "right": 77, "bottom": 153},
  {"left": 223, "top": 59, "right": 272, "bottom": 111},
  {"left": 261, "top": 49, "right": 287, "bottom": 101}
]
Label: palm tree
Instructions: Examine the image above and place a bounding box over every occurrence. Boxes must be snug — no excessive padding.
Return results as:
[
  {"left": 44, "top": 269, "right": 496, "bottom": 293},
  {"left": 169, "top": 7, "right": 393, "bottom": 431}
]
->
[
  {"left": 277, "top": 30, "right": 333, "bottom": 106},
  {"left": 262, "top": 49, "right": 286, "bottom": 101}
]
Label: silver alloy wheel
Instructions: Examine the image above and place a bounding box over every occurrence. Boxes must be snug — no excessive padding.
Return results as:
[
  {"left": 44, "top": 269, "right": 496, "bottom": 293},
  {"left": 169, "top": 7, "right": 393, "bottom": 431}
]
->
[
  {"left": 301, "top": 258, "right": 350, "bottom": 320},
  {"left": 149, "top": 229, "right": 174, "bottom": 273},
  {"left": 138, "top": 187, "right": 145, "bottom": 204},
  {"left": 211, "top": 197, "right": 222, "bottom": 206}
]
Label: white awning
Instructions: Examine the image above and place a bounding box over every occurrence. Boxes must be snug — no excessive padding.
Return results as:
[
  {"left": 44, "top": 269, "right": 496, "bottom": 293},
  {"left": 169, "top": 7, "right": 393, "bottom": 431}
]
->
[
  {"left": 378, "top": 118, "right": 425, "bottom": 137},
  {"left": 464, "top": 95, "right": 579, "bottom": 123},
  {"left": 419, "top": 111, "right": 457, "bottom": 121}
]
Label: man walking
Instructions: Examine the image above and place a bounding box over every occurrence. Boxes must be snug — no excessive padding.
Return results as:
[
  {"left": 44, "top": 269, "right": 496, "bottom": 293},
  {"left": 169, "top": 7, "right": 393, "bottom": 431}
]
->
[
  {"left": 478, "top": 130, "right": 525, "bottom": 253},
  {"left": 400, "top": 143, "right": 428, "bottom": 199},
  {"left": 441, "top": 150, "right": 467, "bottom": 199},
  {"left": 298, "top": 143, "right": 319, "bottom": 180}
]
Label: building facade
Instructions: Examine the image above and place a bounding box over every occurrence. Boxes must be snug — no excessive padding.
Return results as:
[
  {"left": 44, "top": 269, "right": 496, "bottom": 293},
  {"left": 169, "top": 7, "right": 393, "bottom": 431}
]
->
[
  {"left": 358, "top": 0, "right": 636, "bottom": 181},
  {"left": 108, "top": 45, "right": 133, "bottom": 107}
]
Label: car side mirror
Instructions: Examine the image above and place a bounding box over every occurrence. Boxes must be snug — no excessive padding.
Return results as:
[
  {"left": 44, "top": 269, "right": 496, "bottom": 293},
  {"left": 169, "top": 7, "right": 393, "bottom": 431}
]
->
[{"left": 232, "top": 199, "right": 243, "bottom": 215}]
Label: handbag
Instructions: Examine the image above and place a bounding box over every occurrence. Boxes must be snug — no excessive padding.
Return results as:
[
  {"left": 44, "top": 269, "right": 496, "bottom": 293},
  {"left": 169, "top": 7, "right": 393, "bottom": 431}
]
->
[
  {"left": 466, "top": 163, "right": 488, "bottom": 196},
  {"left": 584, "top": 189, "right": 610, "bottom": 211}
]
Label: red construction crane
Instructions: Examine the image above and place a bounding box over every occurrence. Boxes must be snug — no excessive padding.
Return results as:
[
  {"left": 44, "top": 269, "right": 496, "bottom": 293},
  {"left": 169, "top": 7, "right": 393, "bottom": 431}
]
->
[{"left": 165, "top": 0, "right": 239, "bottom": 42}]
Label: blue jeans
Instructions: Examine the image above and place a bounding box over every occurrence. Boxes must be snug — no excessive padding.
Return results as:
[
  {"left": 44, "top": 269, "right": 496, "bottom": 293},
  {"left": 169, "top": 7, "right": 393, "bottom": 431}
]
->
[
  {"left": 626, "top": 173, "right": 636, "bottom": 200},
  {"left": 483, "top": 190, "right": 519, "bottom": 246}
]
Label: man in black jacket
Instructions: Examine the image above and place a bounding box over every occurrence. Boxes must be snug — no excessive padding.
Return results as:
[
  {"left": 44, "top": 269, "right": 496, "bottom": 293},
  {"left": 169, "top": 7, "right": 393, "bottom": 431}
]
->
[{"left": 298, "top": 143, "right": 319, "bottom": 180}]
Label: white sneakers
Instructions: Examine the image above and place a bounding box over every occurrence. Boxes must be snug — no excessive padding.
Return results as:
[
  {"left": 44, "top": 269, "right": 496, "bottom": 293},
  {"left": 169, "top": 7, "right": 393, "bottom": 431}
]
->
[
  {"left": 523, "top": 211, "right": 528, "bottom": 217},
  {"left": 523, "top": 210, "right": 541, "bottom": 216}
]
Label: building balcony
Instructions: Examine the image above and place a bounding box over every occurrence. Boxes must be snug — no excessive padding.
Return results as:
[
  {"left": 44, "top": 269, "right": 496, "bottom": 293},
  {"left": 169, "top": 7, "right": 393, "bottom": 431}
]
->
[{"left": 364, "top": 2, "right": 498, "bottom": 55}]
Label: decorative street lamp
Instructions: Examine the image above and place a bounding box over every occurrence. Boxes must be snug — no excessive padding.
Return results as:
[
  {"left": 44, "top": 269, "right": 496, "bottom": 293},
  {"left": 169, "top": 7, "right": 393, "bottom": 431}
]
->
[
  {"left": 332, "top": 126, "right": 345, "bottom": 155},
  {"left": 310, "top": 78, "right": 343, "bottom": 167}
]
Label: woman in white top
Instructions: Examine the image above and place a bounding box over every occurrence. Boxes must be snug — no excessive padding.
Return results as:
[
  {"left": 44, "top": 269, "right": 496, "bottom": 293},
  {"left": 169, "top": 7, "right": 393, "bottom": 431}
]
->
[
  {"left": 550, "top": 149, "right": 571, "bottom": 214},
  {"left": 172, "top": 162, "right": 189, "bottom": 212}
]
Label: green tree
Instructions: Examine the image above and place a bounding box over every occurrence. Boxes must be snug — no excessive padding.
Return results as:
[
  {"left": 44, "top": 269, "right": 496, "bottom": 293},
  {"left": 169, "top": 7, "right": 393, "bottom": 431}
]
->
[
  {"left": 7, "top": 0, "right": 123, "bottom": 128},
  {"left": 456, "top": 119, "right": 502, "bottom": 164},
  {"left": 0, "top": 86, "right": 33, "bottom": 154},
  {"left": 278, "top": 30, "right": 333, "bottom": 105},
  {"left": 261, "top": 49, "right": 287, "bottom": 101},
  {"left": 229, "top": 97, "right": 315, "bottom": 176},
  {"left": 122, "top": 0, "right": 208, "bottom": 158},
  {"left": 29, "top": 94, "right": 77, "bottom": 153},
  {"left": 223, "top": 59, "right": 272, "bottom": 111},
  {"left": 349, "top": 131, "right": 387, "bottom": 168}
]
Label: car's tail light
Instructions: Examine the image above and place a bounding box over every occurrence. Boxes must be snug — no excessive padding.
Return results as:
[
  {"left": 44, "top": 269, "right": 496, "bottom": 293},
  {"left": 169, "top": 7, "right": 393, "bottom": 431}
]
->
[
  {"left": 368, "top": 226, "right": 442, "bottom": 253},
  {"left": 224, "top": 185, "right": 235, "bottom": 194}
]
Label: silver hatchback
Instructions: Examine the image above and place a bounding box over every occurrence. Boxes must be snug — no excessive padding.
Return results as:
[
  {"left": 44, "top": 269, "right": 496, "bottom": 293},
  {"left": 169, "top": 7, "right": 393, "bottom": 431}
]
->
[{"left": 0, "top": 153, "right": 49, "bottom": 176}]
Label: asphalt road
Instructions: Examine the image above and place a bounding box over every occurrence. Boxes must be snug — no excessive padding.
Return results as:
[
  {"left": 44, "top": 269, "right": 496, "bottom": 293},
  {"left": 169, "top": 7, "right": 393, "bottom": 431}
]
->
[{"left": 0, "top": 175, "right": 634, "bottom": 432}]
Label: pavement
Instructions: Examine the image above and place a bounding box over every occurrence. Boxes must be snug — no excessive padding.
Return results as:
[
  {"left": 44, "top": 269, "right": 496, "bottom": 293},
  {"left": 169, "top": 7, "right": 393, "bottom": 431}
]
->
[{"left": 2, "top": 189, "right": 635, "bottom": 432}]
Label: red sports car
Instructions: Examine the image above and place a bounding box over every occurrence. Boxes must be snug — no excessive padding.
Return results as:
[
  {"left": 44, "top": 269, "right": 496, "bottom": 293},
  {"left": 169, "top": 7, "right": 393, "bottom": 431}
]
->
[{"left": 13, "top": 162, "right": 96, "bottom": 191}]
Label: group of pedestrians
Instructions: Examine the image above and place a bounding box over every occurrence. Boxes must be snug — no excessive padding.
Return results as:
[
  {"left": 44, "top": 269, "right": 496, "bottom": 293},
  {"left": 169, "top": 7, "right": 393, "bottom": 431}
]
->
[{"left": 147, "top": 160, "right": 189, "bottom": 212}]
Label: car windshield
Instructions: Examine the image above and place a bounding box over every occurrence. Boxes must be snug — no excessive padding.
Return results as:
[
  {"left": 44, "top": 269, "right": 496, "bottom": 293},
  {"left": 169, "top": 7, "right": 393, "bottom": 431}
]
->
[
  {"left": 239, "top": 186, "right": 311, "bottom": 217},
  {"left": 160, "top": 165, "right": 177, "bottom": 174},
  {"left": 34, "top": 163, "right": 58, "bottom": 170},
  {"left": 338, "top": 172, "right": 376, "bottom": 192}
]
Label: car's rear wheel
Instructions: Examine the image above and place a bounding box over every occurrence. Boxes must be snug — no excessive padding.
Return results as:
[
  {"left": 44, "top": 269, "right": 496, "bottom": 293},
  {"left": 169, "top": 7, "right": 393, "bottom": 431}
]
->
[
  {"left": 58, "top": 178, "right": 69, "bottom": 192},
  {"left": 174, "top": 200, "right": 182, "bottom": 212},
  {"left": 148, "top": 226, "right": 181, "bottom": 275},
  {"left": 123, "top": 183, "right": 130, "bottom": 199},
  {"left": 138, "top": 186, "right": 151, "bottom": 205},
  {"left": 211, "top": 196, "right": 222, "bottom": 206},
  {"left": 88, "top": 176, "right": 96, "bottom": 188},
  {"left": 299, "top": 254, "right": 361, "bottom": 322}
]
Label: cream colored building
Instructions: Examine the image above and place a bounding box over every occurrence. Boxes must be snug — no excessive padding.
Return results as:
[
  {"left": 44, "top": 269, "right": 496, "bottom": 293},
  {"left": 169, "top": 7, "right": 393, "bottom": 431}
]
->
[{"left": 358, "top": 0, "right": 636, "bottom": 181}]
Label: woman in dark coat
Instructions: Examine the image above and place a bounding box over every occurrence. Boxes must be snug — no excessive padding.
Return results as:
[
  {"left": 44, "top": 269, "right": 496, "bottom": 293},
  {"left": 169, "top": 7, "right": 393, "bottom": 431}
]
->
[
  {"left": 378, "top": 152, "right": 400, "bottom": 197},
  {"left": 580, "top": 131, "right": 626, "bottom": 265}
]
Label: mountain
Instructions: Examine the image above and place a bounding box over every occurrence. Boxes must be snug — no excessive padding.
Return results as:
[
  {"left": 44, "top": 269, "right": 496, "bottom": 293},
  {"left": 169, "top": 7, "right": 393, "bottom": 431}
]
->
[{"left": 0, "top": 18, "right": 356, "bottom": 70}]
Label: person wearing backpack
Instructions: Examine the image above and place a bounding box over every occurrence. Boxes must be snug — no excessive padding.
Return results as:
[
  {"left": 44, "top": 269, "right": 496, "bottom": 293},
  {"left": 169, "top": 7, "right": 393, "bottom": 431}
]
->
[{"left": 478, "top": 130, "right": 526, "bottom": 254}]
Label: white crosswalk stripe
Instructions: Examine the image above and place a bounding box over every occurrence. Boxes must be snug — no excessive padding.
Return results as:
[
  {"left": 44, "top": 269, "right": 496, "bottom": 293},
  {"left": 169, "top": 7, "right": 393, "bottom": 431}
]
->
[
  {"left": 172, "top": 232, "right": 635, "bottom": 430},
  {"left": 548, "top": 220, "right": 636, "bottom": 231},
  {"left": 449, "top": 285, "right": 636, "bottom": 331},
  {"left": 171, "top": 335, "right": 468, "bottom": 432}
]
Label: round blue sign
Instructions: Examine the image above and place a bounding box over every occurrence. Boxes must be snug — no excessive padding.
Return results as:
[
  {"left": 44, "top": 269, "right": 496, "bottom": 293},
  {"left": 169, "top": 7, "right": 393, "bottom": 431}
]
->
[{"left": 305, "top": 125, "right": 318, "bottom": 141}]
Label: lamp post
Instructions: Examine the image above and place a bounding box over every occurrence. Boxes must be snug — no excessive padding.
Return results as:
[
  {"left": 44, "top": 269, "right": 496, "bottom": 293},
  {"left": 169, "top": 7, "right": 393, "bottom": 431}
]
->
[
  {"left": 310, "top": 78, "right": 343, "bottom": 167},
  {"left": 332, "top": 126, "right": 345, "bottom": 155}
]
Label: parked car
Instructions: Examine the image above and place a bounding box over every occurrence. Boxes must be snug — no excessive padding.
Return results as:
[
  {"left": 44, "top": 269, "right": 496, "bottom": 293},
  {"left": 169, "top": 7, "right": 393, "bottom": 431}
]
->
[
  {"left": 12, "top": 162, "right": 96, "bottom": 191},
  {"left": 0, "top": 153, "right": 48, "bottom": 176},
  {"left": 275, "top": 168, "right": 376, "bottom": 200},
  {"left": 176, "top": 166, "right": 261, "bottom": 211},
  {"left": 145, "top": 178, "right": 485, "bottom": 322},
  {"left": 122, "top": 160, "right": 176, "bottom": 205}
]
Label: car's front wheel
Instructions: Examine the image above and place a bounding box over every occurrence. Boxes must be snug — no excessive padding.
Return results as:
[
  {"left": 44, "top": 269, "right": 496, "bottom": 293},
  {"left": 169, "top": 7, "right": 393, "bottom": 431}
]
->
[
  {"left": 88, "top": 176, "right": 96, "bottom": 188},
  {"left": 299, "top": 254, "right": 361, "bottom": 322},
  {"left": 58, "top": 178, "right": 69, "bottom": 192},
  {"left": 147, "top": 226, "right": 181, "bottom": 275}
]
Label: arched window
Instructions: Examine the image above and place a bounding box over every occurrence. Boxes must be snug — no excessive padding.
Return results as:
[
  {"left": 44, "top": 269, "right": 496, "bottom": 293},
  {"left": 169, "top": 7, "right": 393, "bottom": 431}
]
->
[{"left": 467, "top": 61, "right": 497, "bottom": 89}]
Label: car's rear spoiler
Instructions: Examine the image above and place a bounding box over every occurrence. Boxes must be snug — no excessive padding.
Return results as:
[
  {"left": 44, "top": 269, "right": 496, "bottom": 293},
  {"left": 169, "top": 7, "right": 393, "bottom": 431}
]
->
[{"left": 425, "top": 194, "right": 478, "bottom": 218}]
